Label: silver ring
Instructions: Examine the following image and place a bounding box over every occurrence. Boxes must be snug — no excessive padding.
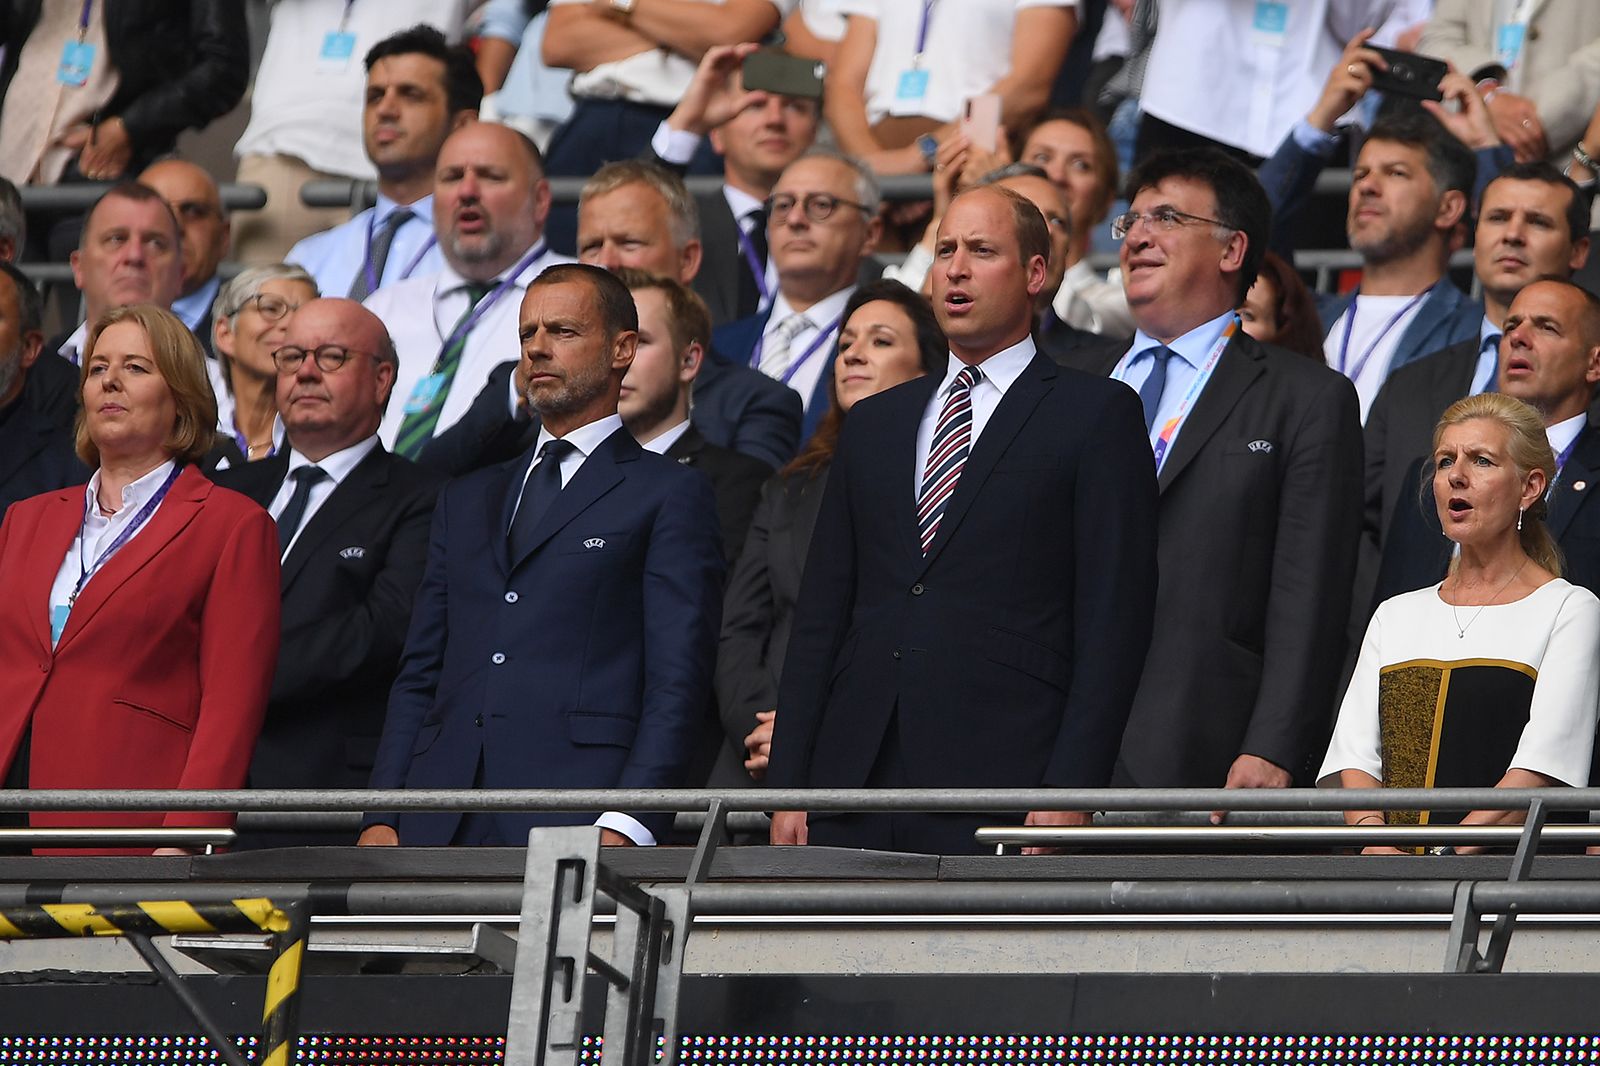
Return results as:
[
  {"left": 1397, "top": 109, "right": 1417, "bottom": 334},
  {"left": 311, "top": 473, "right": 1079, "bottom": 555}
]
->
[{"left": 1347, "top": 64, "right": 1360, "bottom": 76}]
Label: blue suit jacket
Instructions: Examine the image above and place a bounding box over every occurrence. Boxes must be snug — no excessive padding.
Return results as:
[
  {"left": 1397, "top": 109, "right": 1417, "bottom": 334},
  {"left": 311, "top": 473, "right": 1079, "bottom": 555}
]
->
[
  {"left": 366, "top": 426, "right": 725, "bottom": 845},
  {"left": 713, "top": 308, "right": 835, "bottom": 446},
  {"left": 1315, "top": 281, "right": 1482, "bottom": 379}
]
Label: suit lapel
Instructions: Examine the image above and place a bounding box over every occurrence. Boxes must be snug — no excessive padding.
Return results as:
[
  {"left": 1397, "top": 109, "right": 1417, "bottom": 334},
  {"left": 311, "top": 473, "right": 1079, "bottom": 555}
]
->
[
  {"left": 508, "top": 428, "right": 633, "bottom": 570},
  {"left": 24, "top": 488, "right": 83, "bottom": 654},
  {"left": 664, "top": 424, "right": 704, "bottom": 466},
  {"left": 920, "top": 355, "right": 1052, "bottom": 570},
  {"left": 1155, "top": 334, "right": 1265, "bottom": 493},
  {"left": 1549, "top": 425, "right": 1600, "bottom": 539},
  {"left": 54, "top": 466, "right": 208, "bottom": 653},
  {"left": 893, "top": 376, "right": 939, "bottom": 561},
  {"left": 279, "top": 447, "right": 391, "bottom": 590}
]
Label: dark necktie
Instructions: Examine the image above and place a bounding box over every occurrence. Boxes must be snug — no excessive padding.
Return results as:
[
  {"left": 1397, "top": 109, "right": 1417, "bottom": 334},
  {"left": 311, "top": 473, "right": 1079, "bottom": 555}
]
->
[
  {"left": 394, "top": 281, "right": 493, "bottom": 459},
  {"left": 736, "top": 207, "right": 769, "bottom": 318},
  {"left": 348, "top": 207, "right": 415, "bottom": 301},
  {"left": 1137, "top": 345, "right": 1174, "bottom": 432},
  {"left": 916, "top": 365, "right": 983, "bottom": 554},
  {"left": 1480, "top": 333, "right": 1502, "bottom": 394},
  {"left": 508, "top": 439, "right": 574, "bottom": 560},
  {"left": 276, "top": 465, "right": 328, "bottom": 553}
]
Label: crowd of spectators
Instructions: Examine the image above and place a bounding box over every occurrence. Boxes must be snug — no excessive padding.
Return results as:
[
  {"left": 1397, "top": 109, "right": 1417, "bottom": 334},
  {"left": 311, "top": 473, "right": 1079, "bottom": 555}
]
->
[{"left": 6, "top": 2, "right": 1600, "bottom": 856}]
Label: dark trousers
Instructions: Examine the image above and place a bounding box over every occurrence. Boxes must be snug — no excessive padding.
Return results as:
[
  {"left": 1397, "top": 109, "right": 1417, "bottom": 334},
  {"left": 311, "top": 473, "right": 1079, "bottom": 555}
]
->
[
  {"left": 805, "top": 712, "right": 1016, "bottom": 856},
  {"left": 1134, "top": 112, "right": 1265, "bottom": 169},
  {"left": 542, "top": 98, "right": 675, "bottom": 254}
]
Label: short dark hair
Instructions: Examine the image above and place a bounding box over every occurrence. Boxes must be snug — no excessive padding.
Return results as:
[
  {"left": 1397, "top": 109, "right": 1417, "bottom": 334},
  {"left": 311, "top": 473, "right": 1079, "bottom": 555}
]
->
[
  {"left": 364, "top": 24, "right": 484, "bottom": 116},
  {"left": 81, "top": 181, "right": 182, "bottom": 249},
  {"left": 1483, "top": 161, "right": 1592, "bottom": 243},
  {"left": 530, "top": 263, "right": 639, "bottom": 341},
  {"left": 614, "top": 266, "right": 713, "bottom": 353},
  {"left": 1123, "top": 148, "right": 1270, "bottom": 305},
  {"left": 1363, "top": 111, "right": 1476, "bottom": 202},
  {"left": 0, "top": 260, "right": 42, "bottom": 335}
]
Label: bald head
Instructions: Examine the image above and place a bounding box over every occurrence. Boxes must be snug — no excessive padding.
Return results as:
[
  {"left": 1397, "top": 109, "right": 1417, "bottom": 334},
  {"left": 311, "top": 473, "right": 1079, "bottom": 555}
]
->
[
  {"left": 140, "top": 159, "right": 229, "bottom": 296},
  {"left": 277, "top": 297, "right": 398, "bottom": 460},
  {"left": 434, "top": 120, "right": 551, "bottom": 281}
]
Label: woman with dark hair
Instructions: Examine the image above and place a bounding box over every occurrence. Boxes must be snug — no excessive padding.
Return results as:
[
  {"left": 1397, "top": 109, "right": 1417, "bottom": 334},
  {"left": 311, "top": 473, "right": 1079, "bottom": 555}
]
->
[
  {"left": 1238, "top": 251, "right": 1325, "bottom": 361},
  {"left": 1321, "top": 394, "right": 1600, "bottom": 854},
  {"left": 0, "top": 304, "right": 279, "bottom": 852},
  {"left": 714, "top": 279, "right": 946, "bottom": 786}
]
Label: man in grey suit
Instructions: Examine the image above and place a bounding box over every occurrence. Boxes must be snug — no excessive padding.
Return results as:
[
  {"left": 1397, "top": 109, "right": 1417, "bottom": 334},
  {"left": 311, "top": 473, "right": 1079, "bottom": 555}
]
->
[{"left": 1063, "top": 149, "right": 1364, "bottom": 802}]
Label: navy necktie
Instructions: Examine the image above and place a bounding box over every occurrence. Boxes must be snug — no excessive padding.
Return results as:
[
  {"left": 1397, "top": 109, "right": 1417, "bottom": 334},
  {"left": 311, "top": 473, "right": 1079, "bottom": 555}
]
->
[
  {"left": 1480, "top": 333, "right": 1502, "bottom": 394},
  {"left": 1137, "top": 345, "right": 1174, "bottom": 431},
  {"left": 276, "top": 465, "right": 327, "bottom": 553},
  {"left": 509, "top": 439, "right": 574, "bottom": 559}
]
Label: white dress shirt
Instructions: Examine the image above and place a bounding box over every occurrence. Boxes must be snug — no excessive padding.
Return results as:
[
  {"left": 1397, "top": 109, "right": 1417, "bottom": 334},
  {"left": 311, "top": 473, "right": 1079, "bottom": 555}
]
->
[
  {"left": 287, "top": 193, "right": 445, "bottom": 299},
  {"left": 759, "top": 286, "right": 854, "bottom": 411},
  {"left": 364, "top": 242, "right": 576, "bottom": 448},
  {"left": 1323, "top": 293, "right": 1429, "bottom": 423},
  {"left": 509, "top": 411, "right": 655, "bottom": 847},
  {"left": 1113, "top": 309, "right": 1234, "bottom": 453},
  {"left": 48, "top": 460, "right": 177, "bottom": 647},
  {"left": 913, "top": 334, "right": 1036, "bottom": 493},
  {"left": 268, "top": 436, "right": 381, "bottom": 557},
  {"left": 1548, "top": 411, "right": 1586, "bottom": 476},
  {"left": 58, "top": 321, "right": 88, "bottom": 365},
  {"left": 638, "top": 419, "right": 692, "bottom": 456}
]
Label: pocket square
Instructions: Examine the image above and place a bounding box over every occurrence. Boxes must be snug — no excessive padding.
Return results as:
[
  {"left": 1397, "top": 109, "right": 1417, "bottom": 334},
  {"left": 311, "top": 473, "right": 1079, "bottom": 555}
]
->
[{"left": 339, "top": 546, "right": 366, "bottom": 559}]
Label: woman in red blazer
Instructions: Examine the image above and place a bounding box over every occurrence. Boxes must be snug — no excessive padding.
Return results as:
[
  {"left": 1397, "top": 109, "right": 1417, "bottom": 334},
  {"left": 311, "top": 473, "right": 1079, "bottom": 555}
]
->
[{"left": 0, "top": 304, "right": 279, "bottom": 851}]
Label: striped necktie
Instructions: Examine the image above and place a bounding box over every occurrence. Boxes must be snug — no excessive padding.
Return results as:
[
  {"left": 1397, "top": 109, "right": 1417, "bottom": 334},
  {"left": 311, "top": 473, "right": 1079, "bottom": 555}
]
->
[
  {"left": 394, "top": 281, "right": 492, "bottom": 459},
  {"left": 348, "top": 207, "right": 414, "bottom": 301},
  {"left": 916, "top": 365, "right": 983, "bottom": 554},
  {"left": 759, "top": 312, "right": 812, "bottom": 379}
]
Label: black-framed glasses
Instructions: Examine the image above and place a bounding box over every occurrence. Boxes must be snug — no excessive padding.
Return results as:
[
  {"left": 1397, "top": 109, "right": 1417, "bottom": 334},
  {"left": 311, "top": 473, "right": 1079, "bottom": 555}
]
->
[
  {"left": 272, "top": 345, "right": 370, "bottom": 373},
  {"left": 1110, "top": 206, "right": 1234, "bottom": 240},
  {"left": 236, "top": 292, "right": 302, "bottom": 322},
  {"left": 765, "top": 192, "right": 874, "bottom": 224}
]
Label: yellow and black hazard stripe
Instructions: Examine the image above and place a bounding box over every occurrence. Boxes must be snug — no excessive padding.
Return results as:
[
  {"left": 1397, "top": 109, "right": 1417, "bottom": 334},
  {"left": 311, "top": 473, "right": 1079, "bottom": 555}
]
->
[
  {"left": 260, "top": 902, "right": 309, "bottom": 1066},
  {"left": 0, "top": 897, "right": 289, "bottom": 939}
]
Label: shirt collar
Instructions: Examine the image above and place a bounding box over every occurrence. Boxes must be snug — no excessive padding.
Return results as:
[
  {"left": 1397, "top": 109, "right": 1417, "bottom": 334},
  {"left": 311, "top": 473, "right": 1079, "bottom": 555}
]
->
[
  {"left": 723, "top": 184, "right": 764, "bottom": 225},
  {"left": 436, "top": 237, "right": 551, "bottom": 298},
  {"left": 1127, "top": 309, "right": 1235, "bottom": 371},
  {"left": 284, "top": 435, "right": 380, "bottom": 485},
  {"left": 640, "top": 418, "right": 692, "bottom": 454},
  {"left": 767, "top": 285, "right": 855, "bottom": 336},
  {"left": 61, "top": 322, "right": 88, "bottom": 364},
  {"left": 375, "top": 191, "right": 435, "bottom": 228},
  {"left": 84, "top": 458, "right": 178, "bottom": 516},
  {"left": 534, "top": 412, "right": 624, "bottom": 459},
  {"left": 1548, "top": 412, "right": 1587, "bottom": 458},
  {"left": 171, "top": 275, "right": 222, "bottom": 331},
  {"left": 1480, "top": 313, "right": 1501, "bottom": 345},
  {"left": 936, "top": 334, "right": 1036, "bottom": 395}
]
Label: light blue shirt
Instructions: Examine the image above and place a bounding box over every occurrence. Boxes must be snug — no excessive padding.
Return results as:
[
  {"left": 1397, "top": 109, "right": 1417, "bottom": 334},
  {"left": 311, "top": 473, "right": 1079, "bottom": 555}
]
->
[
  {"left": 286, "top": 193, "right": 444, "bottom": 299},
  {"left": 1114, "top": 309, "right": 1235, "bottom": 449},
  {"left": 1471, "top": 314, "right": 1502, "bottom": 397},
  {"left": 171, "top": 275, "right": 222, "bottom": 336},
  {"left": 478, "top": 3, "right": 575, "bottom": 126}
]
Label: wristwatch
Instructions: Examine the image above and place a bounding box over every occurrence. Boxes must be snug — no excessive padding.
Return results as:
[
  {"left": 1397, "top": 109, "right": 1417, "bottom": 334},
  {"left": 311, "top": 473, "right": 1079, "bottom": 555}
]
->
[
  {"left": 1573, "top": 141, "right": 1598, "bottom": 173},
  {"left": 610, "top": 0, "right": 636, "bottom": 16},
  {"left": 915, "top": 133, "right": 938, "bottom": 171},
  {"left": 1428, "top": 845, "right": 1457, "bottom": 857}
]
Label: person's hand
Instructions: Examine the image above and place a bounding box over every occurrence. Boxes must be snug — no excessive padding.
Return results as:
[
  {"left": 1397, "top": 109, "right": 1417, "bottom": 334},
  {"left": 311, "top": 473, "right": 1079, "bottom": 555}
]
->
[
  {"left": 1423, "top": 70, "right": 1501, "bottom": 150},
  {"left": 600, "top": 828, "right": 633, "bottom": 846},
  {"left": 1485, "top": 90, "right": 1548, "bottom": 162},
  {"left": 931, "top": 133, "right": 971, "bottom": 216},
  {"left": 956, "top": 127, "right": 1013, "bottom": 192},
  {"left": 666, "top": 42, "right": 765, "bottom": 136},
  {"left": 770, "top": 809, "right": 808, "bottom": 845},
  {"left": 742, "top": 709, "right": 775, "bottom": 779},
  {"left": 1360, "top": 845, "right": 1409, "bottom": 856},
  {"left": 1021, "top": 808, "right": 1090, "bottom": 856},
  {"left": 357, "top": 824, "right": 400, "bottom": 847},
  {"left": 1308, "top": 29, "right": 1386, "bottom": 133},
  {"left": 58, "top": 117, "right": 132, "bottom": 180},
  {"left": 1209, "top": 753, "right": 1292, "bottom": 824}
]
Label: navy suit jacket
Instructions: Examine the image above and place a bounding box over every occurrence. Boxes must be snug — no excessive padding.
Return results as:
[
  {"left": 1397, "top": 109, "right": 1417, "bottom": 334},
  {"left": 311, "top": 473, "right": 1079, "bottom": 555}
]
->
[
  {"left": 366, "top": 426, "right": 725, "bottom": 845},
  {"left": 766, "top": 349, "right": 1159, "bottom": 792},
  {"left": 713, "top": 307, "right": 835, "bottom": 446}
]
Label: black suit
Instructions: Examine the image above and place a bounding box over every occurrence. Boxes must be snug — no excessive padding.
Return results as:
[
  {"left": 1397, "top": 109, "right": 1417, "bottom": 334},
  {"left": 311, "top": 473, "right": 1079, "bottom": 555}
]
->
[
  {"left": 1375, "top": 417, "right": 1600, "bottom": 607},
  {"left": 767, "top": 347, "right": 1159, "bottom": 853},
  {"left": 20, "top": 350, "right": 77, "bottom": 431},
  {"left": 1065, "top": 330, "right": 1364, "bottom": 787},
  {"left": 664, "top": 424, "right": 770, "bottom": 567},
  {"left": 692, "top": 188, "right": 760, "bottom": 328},
  {"left": 0, "top": 398, "right": 88, "bottom": 517},
  {"left": 212, "top": 445, "right": 443, "bottom": 813}
]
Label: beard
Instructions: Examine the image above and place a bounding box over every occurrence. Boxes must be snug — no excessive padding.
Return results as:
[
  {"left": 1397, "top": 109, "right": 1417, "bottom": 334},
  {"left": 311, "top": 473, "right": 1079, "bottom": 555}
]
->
[
  {"left": 1349, "top": 207, "right": 1435, "bottom": 265},
  {"left": 523, "top": 353, "right": 614, "bottom": 423}
]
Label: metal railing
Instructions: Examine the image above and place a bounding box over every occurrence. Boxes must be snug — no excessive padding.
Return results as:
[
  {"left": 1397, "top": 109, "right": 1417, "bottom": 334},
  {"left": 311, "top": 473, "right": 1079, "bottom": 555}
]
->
[{"left": 20, "top": 183, "right": 267, "bottom": 215}]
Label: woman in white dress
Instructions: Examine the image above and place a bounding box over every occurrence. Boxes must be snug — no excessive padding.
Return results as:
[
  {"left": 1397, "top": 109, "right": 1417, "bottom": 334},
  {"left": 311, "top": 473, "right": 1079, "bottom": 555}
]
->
[{"left": 1320, "top": 393, "right": 1600, "bottom": 854}]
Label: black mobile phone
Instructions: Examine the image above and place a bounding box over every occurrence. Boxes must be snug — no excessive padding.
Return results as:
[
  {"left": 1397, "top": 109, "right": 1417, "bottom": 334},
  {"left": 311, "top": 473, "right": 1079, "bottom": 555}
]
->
[
  {"left": 742, "top": 49, "right": 826, "bottom": 101},
  {"left": 1367, "top": 45, "right": 1448, "bottom": 102}
]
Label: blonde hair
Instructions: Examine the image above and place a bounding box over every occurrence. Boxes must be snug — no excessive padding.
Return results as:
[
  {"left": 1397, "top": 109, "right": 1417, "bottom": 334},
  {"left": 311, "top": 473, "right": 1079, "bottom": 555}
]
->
[
  {"left": 1431, "top": 392, "right": 1563, "bottom": 577},
  {"left": 76, "top": 304, "right": 217, "bottom": 468}
]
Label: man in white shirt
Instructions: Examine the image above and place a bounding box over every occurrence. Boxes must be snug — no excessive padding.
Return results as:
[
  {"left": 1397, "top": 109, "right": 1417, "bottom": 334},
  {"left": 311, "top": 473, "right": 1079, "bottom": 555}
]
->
[
  {"left": 288, "top": 26, "right": 482, "bottom": 301},
  {"left": 362, "top": 121, "right": 574, "bottom": 458},
  {"left": 711, "top": 148, "right": 881, "bottom": 443},
  {"left": 139, "top": 160, "right": 230, "bottom": 353}
]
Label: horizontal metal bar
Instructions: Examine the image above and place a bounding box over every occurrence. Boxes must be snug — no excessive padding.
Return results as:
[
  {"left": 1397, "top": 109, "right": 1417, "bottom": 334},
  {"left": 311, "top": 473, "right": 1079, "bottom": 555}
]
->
[
  {"left": 1, "top": 787, "right": 1596, "bottom": 814},
  {"left": 20, "top": 183, "right": 267, "bottom": 214},
  {"left": 0, "top": 828, "right": 235, "bottom": 846},
  {"left": 975, "top": 825, "right": 1600, "bottom": 846}
]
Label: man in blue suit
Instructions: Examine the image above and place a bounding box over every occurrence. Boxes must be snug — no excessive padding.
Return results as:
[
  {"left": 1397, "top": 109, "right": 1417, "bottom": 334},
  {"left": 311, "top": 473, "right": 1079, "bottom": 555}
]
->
[
  {"left": 714, "top": 148, "right": 882, "bottom": 446},
  {"left": 360, "top": 263, "right": 725, "bottom": 847}
]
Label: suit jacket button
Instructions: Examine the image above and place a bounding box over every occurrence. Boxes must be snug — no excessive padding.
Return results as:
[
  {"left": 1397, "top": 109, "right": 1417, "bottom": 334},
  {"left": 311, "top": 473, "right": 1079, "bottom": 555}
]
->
[
  {"left": 504, "top": 591, "right": 519, "bottom": 604},
  {"left": 475, "top": 714, "right": 485, "bottom": 727},
  {"left": 491, "top": 652, "right": 506, "bottom": 665},
  {"left": 911, "top": 583, "right": 925, "bottom": 595},
  {"left": 892, "top": 649, "right": 902, "bottom": 659}
]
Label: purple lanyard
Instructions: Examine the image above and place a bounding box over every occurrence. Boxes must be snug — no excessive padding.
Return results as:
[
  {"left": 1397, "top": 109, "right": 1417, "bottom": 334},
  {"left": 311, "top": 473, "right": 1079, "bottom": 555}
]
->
[
  {"left": 1552, "top": 434, "right": 1582, "bottom": 489},
  {"left": 70, "top": 465, "right": 180, "bottom": 608},
  {"left": 913, "top": 0, "right": 937, "bottom": 61},
  {"left": 734, "top": 223, "right": 770, "bottom": 303},
  {"left": 362, "top": 208, "right": 436, "bottom": 296},
  {"left": 435, "top": 241, "right": 546, "bottom": 358},
  {"left": 76, "top": 0, "right": 92, "bottom": 37},
  {"left": 1336, "top": 287, "right": 1430, "bottom": 382},
  {"left": 748, "top": 314, "right": 843, "bottom": 385}
]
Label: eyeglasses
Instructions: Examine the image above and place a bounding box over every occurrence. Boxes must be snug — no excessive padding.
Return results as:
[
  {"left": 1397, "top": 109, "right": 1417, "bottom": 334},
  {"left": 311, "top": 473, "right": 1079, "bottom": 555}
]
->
[
  {"left": 237, "top": 293, "right": 302, "bottom": 322},
  {"left": 765, "top": 192, "right": 874, "bottom": 224},
  {"left": 272, "top": 345, "right": 371, "bottom": 373},
  {"left": 1110, "top": 206, "right": 1234, "bottom": 240}
]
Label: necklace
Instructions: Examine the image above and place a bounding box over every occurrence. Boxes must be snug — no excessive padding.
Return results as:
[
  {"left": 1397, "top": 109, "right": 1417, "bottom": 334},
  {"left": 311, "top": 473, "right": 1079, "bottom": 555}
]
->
[{"left": 1447, "top": 558, "right": 1528, "bottom": 639}]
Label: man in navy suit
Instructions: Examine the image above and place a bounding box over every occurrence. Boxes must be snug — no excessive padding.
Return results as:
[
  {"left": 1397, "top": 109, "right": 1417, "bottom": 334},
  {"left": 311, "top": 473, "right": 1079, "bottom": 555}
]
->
[
  {"left": 766, "top": 185, "right": 1159, "bottom": 855},
  {"left": 360, "top": 263, "right": 725, "bottom": 847},
  {"left": 714, "top": 148, "right": 882, "bottom": 446}
]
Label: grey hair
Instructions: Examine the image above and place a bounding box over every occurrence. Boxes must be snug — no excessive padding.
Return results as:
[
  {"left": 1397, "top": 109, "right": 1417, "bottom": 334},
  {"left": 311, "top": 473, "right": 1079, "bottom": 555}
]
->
[
  {"left": 579, "top": 159, "right": 701, "bottom": 249},
  {"left": 796, "top": 146, "right": 881, "bottom": 212},
  {"left": 214, "top": 263, "right": 318, "bottom": 328}
]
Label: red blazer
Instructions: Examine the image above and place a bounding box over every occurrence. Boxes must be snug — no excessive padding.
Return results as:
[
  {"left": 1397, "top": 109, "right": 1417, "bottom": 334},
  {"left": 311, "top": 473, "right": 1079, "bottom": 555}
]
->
[{"left": 0, "top": 464, "right": 280, "bottom": 841}]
